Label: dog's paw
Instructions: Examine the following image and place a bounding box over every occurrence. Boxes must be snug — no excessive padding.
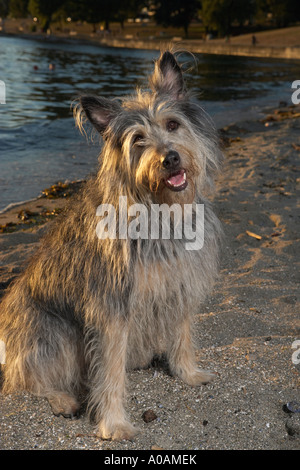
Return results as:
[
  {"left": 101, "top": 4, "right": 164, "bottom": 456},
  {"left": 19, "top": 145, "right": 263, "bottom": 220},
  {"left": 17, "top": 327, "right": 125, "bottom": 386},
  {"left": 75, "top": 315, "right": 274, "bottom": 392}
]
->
[
  {"left": 181, "top": 368, "right": 217, "bottom": 387},
  {"left": 97, "top": 420, "right": 138, "bottom": 441},
  {"left": 48, "top": 392, "right": 80, "bottom": 419}
]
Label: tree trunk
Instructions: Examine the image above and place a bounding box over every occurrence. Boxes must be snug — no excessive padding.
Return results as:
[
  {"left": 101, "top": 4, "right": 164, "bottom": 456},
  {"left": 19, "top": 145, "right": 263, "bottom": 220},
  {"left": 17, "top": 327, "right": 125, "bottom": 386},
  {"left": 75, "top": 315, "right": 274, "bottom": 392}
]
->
[
  {"left": 184, "top": 22, "right": 189, "bottom": 38},
  {"left": 42, "top": 17, "right": 51, "bottom": 33}
]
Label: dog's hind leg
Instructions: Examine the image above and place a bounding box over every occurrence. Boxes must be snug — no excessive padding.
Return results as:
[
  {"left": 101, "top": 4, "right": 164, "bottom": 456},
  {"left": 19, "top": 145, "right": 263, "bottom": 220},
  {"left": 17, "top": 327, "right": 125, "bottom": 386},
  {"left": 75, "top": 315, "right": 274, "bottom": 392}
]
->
[
  {"left": 1, "top": 296, "right": 83, "bottom": 418},
  {"left": 167, "top": 316, "right": 216, "bottom": 386}
]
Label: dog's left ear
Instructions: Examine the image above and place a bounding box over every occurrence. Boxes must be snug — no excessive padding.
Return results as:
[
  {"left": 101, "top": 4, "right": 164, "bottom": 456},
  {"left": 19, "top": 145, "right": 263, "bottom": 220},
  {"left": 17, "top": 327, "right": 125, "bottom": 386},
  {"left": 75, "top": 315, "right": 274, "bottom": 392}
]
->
[
  {"left": 79, "top": 95, "right": 121, "bottom": 134},
  {"left": 150, "top": 51, "right": 185, "bottom": 100}
]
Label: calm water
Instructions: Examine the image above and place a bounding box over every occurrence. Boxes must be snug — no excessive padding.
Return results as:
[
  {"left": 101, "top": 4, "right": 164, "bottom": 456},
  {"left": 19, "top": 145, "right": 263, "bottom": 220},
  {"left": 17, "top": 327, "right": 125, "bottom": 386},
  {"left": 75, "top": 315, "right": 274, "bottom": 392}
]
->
[{"left": 0, "top": 35, "right": 299, "bottom": 211}]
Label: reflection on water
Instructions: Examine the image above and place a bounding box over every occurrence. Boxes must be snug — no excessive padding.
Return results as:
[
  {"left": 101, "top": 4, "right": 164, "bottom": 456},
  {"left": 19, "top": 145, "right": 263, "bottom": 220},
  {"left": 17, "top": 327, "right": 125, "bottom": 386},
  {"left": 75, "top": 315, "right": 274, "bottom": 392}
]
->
[{"left": 0, "top": 35, "right": 299, "bottom": 210}]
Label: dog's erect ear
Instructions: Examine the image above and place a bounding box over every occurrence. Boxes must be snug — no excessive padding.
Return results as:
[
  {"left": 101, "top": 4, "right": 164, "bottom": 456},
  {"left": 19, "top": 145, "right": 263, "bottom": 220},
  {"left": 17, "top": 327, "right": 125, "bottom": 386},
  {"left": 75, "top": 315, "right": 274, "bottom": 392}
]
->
[
  {"left": 150, "top": 51, "right": 185, "bottom": 99},
  {"left": 79, "top": 95, "right": 121, "bottom": 134}
]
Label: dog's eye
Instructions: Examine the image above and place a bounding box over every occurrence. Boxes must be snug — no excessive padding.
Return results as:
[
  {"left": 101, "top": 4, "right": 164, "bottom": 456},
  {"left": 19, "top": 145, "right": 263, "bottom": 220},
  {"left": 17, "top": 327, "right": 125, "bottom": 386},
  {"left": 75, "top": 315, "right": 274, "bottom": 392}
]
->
[
  {"left": 133, "top": 134, "right": 144, "bottom": 145},
  {"left": 167, "top": 120, "right": 179, "bottom": 132}
]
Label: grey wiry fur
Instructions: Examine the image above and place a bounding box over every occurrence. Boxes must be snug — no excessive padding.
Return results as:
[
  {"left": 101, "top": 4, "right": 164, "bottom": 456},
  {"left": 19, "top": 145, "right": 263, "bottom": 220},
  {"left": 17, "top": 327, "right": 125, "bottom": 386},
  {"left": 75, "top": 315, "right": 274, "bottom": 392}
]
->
[{"left": 0, "top": 50, "right": 223, "bottom": 440}]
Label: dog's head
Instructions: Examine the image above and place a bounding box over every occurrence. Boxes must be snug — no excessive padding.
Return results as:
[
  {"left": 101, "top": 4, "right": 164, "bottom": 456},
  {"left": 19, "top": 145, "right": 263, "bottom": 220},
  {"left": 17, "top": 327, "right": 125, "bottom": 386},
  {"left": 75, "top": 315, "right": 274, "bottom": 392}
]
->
[{"left": 76, "top": 51, "right": 222, "bottom": 205}]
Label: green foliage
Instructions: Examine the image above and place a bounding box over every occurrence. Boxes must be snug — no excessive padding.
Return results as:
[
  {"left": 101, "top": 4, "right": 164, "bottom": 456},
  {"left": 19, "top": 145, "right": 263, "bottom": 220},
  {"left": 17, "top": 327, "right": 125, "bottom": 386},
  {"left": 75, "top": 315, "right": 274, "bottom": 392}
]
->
[
  {"left": 256, "top": 0, "right": 300, "bottom": 27},
  {"left": 4, "top": 0, "right": 300, "bottom": 35},
  {"left": 28, "top": 0, "right": 62, "bottom": 30},
  {"left": 201, "top": 0, "right": 256, "bottom": 36},
  {"left": 114, "top": 0, "right": 144, "bottom": 28},
  {"left": 153, "top": 0, "right": 201, "bottom": 37},
  {"left": 60, "top": 0, "right": 142, "bottom": 31},
  {"left": 9, "top": 0, "right": 28, "bottom": 17},
  {"left": 0, "top": 0, "right": 9, "bottom": 17}
]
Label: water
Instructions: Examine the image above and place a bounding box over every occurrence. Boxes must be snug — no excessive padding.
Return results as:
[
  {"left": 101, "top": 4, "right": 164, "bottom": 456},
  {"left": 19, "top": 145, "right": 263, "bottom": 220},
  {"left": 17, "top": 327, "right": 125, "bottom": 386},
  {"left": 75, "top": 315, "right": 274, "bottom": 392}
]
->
[{"left": 0, "top": 35, "right": 299, "bottom": 212}]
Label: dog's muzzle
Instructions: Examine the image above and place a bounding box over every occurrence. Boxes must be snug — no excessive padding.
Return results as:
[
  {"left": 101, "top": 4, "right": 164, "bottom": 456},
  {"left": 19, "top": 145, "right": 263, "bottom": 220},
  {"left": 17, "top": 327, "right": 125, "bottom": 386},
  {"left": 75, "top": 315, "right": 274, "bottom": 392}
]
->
[{"left": 163, "top": 151, "right": 187, "bottom": 192}]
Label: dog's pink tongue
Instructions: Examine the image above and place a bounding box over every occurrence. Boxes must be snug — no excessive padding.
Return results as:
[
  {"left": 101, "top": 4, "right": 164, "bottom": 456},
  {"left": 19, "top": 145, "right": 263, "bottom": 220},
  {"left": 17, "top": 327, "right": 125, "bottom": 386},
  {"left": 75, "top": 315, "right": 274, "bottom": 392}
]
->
[{"left": 168, "top": 171, "right": 185, "bottom": 186}]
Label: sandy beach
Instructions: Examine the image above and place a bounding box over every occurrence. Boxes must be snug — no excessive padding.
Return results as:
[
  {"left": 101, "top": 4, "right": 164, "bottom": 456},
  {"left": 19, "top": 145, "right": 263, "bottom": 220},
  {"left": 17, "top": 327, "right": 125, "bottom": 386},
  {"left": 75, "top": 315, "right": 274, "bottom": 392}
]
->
[{"left": 0, "top": 104, "right": 299, "bottom": 451}]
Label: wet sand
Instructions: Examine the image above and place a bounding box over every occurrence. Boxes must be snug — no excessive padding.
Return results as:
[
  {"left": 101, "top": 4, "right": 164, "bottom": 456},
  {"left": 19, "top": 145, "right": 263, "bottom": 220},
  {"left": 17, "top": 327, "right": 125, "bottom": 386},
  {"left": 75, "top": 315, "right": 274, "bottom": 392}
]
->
[{"left": 0, "top": 106, "right": 299, "bottom": 450}]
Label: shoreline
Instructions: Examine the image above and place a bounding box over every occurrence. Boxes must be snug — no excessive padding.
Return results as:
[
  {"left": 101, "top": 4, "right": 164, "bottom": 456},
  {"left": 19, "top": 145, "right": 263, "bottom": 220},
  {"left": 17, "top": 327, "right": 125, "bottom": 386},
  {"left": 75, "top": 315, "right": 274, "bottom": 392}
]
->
[
  {"left": 0, "top": 103, "right": 298, "bottom": 227},
  {"left": 2, "top": 28, "right": 300, "bottom": 61},
  {"left": 96, "top": 37, "right": 300, "bottom": 60}
]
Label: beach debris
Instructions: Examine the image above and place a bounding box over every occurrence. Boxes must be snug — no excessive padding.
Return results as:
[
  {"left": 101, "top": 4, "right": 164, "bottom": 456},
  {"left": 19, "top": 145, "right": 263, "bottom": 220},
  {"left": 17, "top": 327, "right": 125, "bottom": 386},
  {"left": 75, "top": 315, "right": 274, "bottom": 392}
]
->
[
  {"left": 246, "top": 230, "right": 262, "bottom": 240},
  {"left": 262, "top": 106, "right": 300, "bottom": 124},
  {"left": 249, "top": 307, "right": 261, "bottom": 313},
  {"left": 40, "top": 208, "right": 63, "bottom": 217},
  {"left": 284, "top": 402, "right": 300, "bottom": 413},
  {"left": 0, "top": 181, "right": 83, "bottom": 235},
  {"left": 0, "top": 222, "right": 17, "bottom": 233},
  {"left": 17, "top": 207, "right": 62, "bottom": 224},
  {"left": 17, "top": 209, "right": 38, "bottom": 221},
  {"left": 283, "top": 403, "right": 300, "bottom": 436},
  {"left": 151, "top": 445, "right": 164, "bottom": 450},
  {"left": 292, "top": 143, "right": 300, "bottom": 151},
  {"left": 0, "top": 207, "right": 64, "bottom": 234},
  {"left": 219, "top": 135, "right": 243, "bottom": 148},
  {"left": 41, "top": 181, "right": 83, "bottom": 199},
  {"left": 282, "top": 296, "right": 297, "bottom": 305},
  {"left": 142, "top": 409, "right": 157, "bottom": 423},
  {"left": 264, "top": 115, "right": 276, "bottom": 122},
  {"left": 285, "top": 416, "right": 300, "bottom": 437}
]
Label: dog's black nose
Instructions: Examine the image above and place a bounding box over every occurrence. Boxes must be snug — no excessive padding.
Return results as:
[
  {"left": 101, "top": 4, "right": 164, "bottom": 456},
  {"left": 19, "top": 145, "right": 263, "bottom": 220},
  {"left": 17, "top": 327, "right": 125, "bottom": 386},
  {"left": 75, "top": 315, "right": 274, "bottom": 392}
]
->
[{"left": 163, "top": 151, "right": 181, "bottom": 170}]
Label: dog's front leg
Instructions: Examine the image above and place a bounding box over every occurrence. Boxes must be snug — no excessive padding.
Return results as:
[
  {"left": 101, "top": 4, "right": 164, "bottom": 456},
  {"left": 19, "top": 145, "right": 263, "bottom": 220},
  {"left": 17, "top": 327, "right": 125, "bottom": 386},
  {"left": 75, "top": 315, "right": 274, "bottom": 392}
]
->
[
  {"left": 88, "top": 317, "right": 137, "bottom": 441},
  {"left": 167, "top": 316, "right": 216, "bottom": 386}
]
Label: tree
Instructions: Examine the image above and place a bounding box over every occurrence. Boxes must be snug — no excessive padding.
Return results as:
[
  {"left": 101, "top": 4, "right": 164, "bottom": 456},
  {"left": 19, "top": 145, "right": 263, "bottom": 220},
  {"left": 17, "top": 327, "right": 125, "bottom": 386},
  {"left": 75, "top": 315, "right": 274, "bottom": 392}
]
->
[
  {"left": 9, "top": 0, "right": 29, "bottom": 18},
  {"left": 94, "top": 0, "right": 118, "bottom": 31},
  {"left": 28, "top": 0, "right": 63, "bottom": 31},
  {"left": 0, "top": 0, "right": 9, "bottom": 17},
  {"left": 256, "top": 0, "right": 300, "bottom": 27},
  {"left": 153, "top": 0, "right": 201, "bottom": 38},
  {"left": 63, "top": 0, "right": 118, "bottom": 32},
  {"left": 201, "top": 0, "right": 256, "bottom": 36},
  {"left": 115, "top": 0, "right": 144, "bottom": 29}
]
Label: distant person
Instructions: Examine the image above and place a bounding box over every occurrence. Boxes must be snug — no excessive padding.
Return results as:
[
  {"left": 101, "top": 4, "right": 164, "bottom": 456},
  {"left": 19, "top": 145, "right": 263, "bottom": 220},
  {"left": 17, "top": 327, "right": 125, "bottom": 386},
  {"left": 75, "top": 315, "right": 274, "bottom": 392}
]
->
[{"left": 252, "top": 35, "right": 257, "bottom": 46}]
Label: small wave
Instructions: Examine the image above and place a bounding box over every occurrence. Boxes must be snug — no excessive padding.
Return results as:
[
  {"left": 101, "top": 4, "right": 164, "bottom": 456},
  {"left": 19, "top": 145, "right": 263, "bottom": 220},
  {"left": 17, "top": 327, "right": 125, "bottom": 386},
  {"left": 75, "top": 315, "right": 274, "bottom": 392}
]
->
[{"left": 0, "top": 197, "right": 41, "bottom": 215}]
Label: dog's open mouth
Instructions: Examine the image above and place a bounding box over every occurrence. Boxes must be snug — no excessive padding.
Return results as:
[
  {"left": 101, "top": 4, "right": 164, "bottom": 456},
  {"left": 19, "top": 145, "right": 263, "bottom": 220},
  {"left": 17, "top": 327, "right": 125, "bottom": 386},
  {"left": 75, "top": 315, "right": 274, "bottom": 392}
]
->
[{"left": 164, "top": 169, "right": 187, "bottom": 192}]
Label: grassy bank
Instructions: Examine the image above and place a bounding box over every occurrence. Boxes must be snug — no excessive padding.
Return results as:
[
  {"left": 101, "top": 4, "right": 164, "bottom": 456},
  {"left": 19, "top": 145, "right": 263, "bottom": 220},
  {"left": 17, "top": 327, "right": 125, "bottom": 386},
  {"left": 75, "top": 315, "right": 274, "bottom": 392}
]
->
[{"left": 1, "top": 18, "right": 300, "bottom": 59}]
